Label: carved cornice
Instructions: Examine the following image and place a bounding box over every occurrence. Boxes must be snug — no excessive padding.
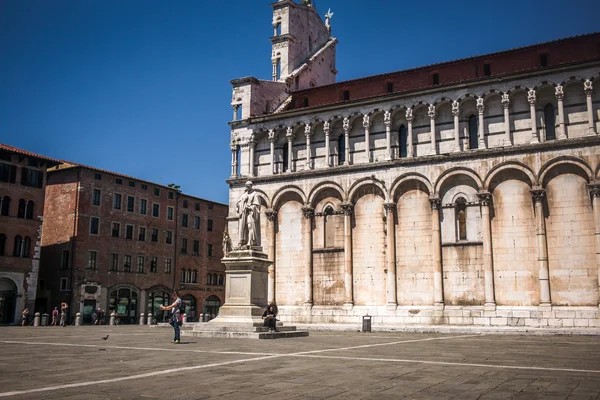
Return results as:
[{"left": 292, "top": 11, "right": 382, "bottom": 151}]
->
[
  {"left": 477, "top": 192, "right": 492, "bottom": 206},
  {"left": 301, "top": 206, "right": 315, "bottom": 219},
  {"left": 530, "top": 189, "right": 546, "bottom": 203},
  {"left": 429, "top": 197, "right": 441, "bottom": 210},
  {"left": 588, "top": 184, "right": 600, "bottom": 198},
  {"left": 584, "top": 79, "right": 593, "bottom": 96},
  {"left": 265, "top": 209, "right": 278, "bottom": 222},
  {"left": 340, "top": 202, "right": 354, "bottom": 215}
]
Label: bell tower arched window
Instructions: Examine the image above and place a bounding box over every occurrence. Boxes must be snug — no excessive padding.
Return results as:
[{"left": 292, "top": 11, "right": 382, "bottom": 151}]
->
[
  {"left": 282, "top": 143, "right": 289, "bottom": 172},
  {"left": 456, "top": 197, "right": 467, "bottom": 241},
  {"left": 544, "top": 103, "right": 556, "bottom": 141},
  {"left": 337, "top": 135, "right": 345, "bottom": 165},
  {"left": 468, "top": 115, "right": 478, "bottom": 150},
  {"left": 235, "top": 145, "right": 241, "bottom": 176},
  {"left": 399, "top": 124, "right": 408, "bottom": 158}
]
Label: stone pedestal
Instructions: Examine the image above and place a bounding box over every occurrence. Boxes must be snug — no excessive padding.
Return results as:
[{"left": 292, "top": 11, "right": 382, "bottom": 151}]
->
[{"left": 187, "top": 248, "right": 308, "bottom": 339}]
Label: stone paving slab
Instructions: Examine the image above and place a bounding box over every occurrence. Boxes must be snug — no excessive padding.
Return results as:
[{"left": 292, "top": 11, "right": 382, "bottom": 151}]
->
[{"left": 1, "top": 326, "right": 600, "bottom": 399}]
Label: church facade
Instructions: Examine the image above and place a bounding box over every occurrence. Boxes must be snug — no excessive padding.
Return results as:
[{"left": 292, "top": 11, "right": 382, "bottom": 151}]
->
[{"left": 227, "top": 0, "right": 600, "bottom": 328}]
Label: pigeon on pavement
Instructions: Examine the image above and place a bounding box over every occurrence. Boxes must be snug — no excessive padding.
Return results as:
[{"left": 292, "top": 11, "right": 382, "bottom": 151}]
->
[{"left": 102, "top": 335, "right": 109, "bottom": 340}]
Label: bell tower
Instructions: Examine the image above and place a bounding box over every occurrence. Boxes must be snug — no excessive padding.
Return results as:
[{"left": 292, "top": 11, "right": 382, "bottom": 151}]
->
[{"left": 270, "top": 0, "right": 337, "bottom": 90}]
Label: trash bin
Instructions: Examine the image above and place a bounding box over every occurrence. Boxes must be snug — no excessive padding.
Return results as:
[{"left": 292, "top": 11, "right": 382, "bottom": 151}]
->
[
  {"left": 41, "top": 313, "right": 49, "bottom": 326},
  {"left": 362, "top": 314, "right": 371, "bottom": 333}
]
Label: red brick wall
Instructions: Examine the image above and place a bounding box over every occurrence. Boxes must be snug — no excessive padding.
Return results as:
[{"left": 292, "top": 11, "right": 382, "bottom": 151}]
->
[{"left": 287, "top": 33, "right": 600, "bottom": 110}]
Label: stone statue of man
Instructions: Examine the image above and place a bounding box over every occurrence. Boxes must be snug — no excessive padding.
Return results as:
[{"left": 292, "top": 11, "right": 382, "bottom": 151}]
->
[{"left": 236, "top": 181, "right": 261, "bottom": 248}]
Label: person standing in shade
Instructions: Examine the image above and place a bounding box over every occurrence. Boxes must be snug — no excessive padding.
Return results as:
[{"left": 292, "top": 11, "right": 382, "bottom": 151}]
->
[
  {"left": 21, "top": 308, "right": 29, "bottom": 326},
  {"left": 160, "top": 291, "right": 183, "bottom": 344},
  {"left": 60, "top": 302, "right": 69, "bottom": 327},
  {"left": 51, "top": 307, "right": 59, "bottom": 326}
]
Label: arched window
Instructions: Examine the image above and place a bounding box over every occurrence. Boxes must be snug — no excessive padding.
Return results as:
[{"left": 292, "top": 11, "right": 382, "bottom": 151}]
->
[
  {"left": 17, "top": 199, "right": 26, "bottom": 218},
  {"left": 0, "top": 196, "right": 9, "bottom": 216},
  {"left": 399, "top": 124, "right": 408, "bottom": 158},
  {"left": 0, "top": 234, "right": 5, "bottom": 256},
  {"left": 13, "top": 236, "right": 22, "bottom": 257},
  {"left": 181, "top": 295, "right": 197, "bottom": 320},
  {"left": 22, "top": 237, "right": 31, "bottom": 257},
  {"left": 192, "top": 270, "right": 197, "bottom": 283},
  {"left": 148, "top": 290, "right": 170, "bottom": 322},
  {"left": 218, "top": 274, "right": 224, "bottom": 286},
  {"left": 235, "top": 145, "right": 241, "bottom": 176},
  {"left": 181, "top": 269, "right": 186, "bottom": 283},
  {"left": 203, "top": 295, "right": 221, "bottom": 320},
  {"left": 282, "top": 143, "right": 289, "bottom": 172},
  {"left": 468, "top": 115, "right": 478, "bottom": 150},
  {"left": 544, "top": 103, "right": 556, "bottom": 140},
  {"left": 337, "top": 135, "right": 345, "bottom": 165},
  {"left": 206, "top": 273, "right": 211, "bottom": 285},
  {"left": 109, "top": 287, "right": 138, "bottom": 324},
  {"left": 456, "top": 197, "right": 467, "bottom": 241},
  {"left": 323, "top": 206, "right": 335, "bottom": 248},
  {"left": 25, "top": 201, "right": 34, "bottom": 220},
  {"left": 185, "top": 269, "right": 191, "bottom": 284}
]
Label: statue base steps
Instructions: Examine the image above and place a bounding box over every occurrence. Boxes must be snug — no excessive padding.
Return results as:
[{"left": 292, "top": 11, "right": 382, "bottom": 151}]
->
[{"left": 185, "top": 321, "right": 308, "bottom": 339}]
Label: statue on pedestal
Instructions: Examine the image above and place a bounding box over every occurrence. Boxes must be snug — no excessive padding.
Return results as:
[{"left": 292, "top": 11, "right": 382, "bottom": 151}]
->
[{"left": 236, "top": 181, "right": 261, "bottom": 249}]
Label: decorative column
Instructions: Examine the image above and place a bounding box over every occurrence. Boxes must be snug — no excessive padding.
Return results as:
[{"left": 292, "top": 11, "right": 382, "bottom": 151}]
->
[
  {"left": 230, "top": 144, "right": 237, "bottom": 177},
  {"left": 428, "top": 105, "right": 437, "bottom": 155},
  {"left": 501, "top": 94, "right": 512, "bottom": 146},
  {"left": 271, "top": 59, "right": 277, "bottom": 81},
  {"left": 343, "top": 117, "right": 351, "bottom": 165},
  {"left": 363, "top": 115, "right": 371, "bottom": 162},
  {"left": 384, "top": 202, "right": 397, "bottom": 309},
  {"left": 268, "top": 129, "right": 276, "bottom": 175},
  {"left": 384, "top": 111, "right": 392, "bottom": 160},
  {"left": 589, "top": 185, "right": 600, "bottom": 307},
  {"left": 265, "top": 209, "right": 277, "bottom": 304},
  {"left": 406, "top": 108, "right": 414, "bottom": 157},
  {"left": 452, "top": 101, "right": 461, "bottom": 152},
  {"left": 286, "top": 127, "right": 293, "bottom": 172},
  {"left": 476, "top": 97, "right": 487, "bottom": 149},
  {"left": 477, "top": 192, "right": 496, "bottom": 309},
  {"left": 302, "top": 206, "right": 314, "bottom": 306},
  {"left": 341, "top": 202, "right": 354, "bottom": 307},
  {"left": 584, "top": 80, "right": 596, "bottom": 135},
  {"left": 324, "top": 121, "right": 331, "bottom": 167},
  {"left": 429, "top": 197, "right": 444, "bottom": 307},
  {"left": 248, "top": 135, "right": 256, "bottom": 177},
  {"left": 304, "top": 124, "right": 312, "bottom": 170},
  {"left": 555, "top": 85, "right": 566, "bottom": 140},
  {"left": 528, "top": 89, "right": 540, "bottom": 143},
  {"left": 531, "top": 188, "right": 551, "bottom": 306}
]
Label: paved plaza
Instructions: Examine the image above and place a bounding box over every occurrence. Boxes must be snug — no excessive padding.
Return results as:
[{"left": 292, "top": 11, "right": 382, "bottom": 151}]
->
[{"left": 1, "top": 327, "right": 600, "bottom": 399}]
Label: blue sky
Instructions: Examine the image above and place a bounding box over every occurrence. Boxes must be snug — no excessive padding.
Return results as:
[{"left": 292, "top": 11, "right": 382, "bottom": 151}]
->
[{"left": 1, "top": 0, "right": 598, "bottom": 204}]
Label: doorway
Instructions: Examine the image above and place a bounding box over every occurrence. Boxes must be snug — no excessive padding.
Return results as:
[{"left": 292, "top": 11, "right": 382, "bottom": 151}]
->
[{"left": 0, "top": 279, "right": 17, "bottom": 324}]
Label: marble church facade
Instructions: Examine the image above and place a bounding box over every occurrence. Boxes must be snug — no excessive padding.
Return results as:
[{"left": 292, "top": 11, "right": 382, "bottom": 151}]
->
[{"left": 226, "top": 1, "right": 600, "bottom": 328}]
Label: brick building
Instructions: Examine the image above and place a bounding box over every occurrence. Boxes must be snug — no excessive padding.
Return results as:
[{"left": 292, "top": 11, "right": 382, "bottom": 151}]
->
[
  {"left": 39, "top": 163, "right": 227, "bottom": 324},
  {"left": 0, "top": 144, "right": 60, "bottom": 324},
  {"left": 226, "top": 1, "right": 600, "bottom": 328}
]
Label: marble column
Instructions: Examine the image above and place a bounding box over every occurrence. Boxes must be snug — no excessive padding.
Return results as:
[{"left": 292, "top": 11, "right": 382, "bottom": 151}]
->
[
  {"left": 248, "top": 136, "right": 256, "bottom": 177},
  {"left": 428, "top": 105, "right": 437, "bottom": 155},
  {"left": 265, "top": 209, "right": 277, "bottom": 304},
  {"left": 268, "top": 130, "right": 276, "bottom": 175},
  {"left": 476, "top": 97, "right": 487, "bottom": 149},
  {"left": 341, "top": 202, "right": 354, "bottom": 307},
  {"left": 406, "top": 108, "right": 414, "bottom": 157},
  {"left": 501, "top": 94, "right": 512, "bottom": 146},
  {"left": 384, "top": 111, "right": 392, "bottom": 160},
  {"left": 384, "top": 202, "right": 397, "bottom": 309},
  {"left": 528, "top": 89, "right": 540, "bottom": 144},
  {"left": 343, "top": 117, "right": 351, "bottom": 165},
  {"left": 304, "top": 124, "right": 312, "bottom": 170},
  {"left": 584, "top": 80, "right": 596, "bottom": 135},
  {"left": 272, "top": 59, "right": 277, "bottom": 81},
  {"left": 429, "top": 197, "right": 444, "bottom": 307},
  {"left": 452, "top": 101, "right": 460, "bottom": 152},
  {"left": 302, "top": 206, "right": 314, "bottom": 305},
  {"left": 363, "top": 115, "right": 371, "bottom": 162},
  {"left": 286, "top": 127, "right": 293, "bottom": 172},
  {"left": 324, "top": 121, "right": 331, "bottom": 167},
  {"left": 555, "top": 85, "right": 567, "bottom": 140},
  {"left": 531, "top": 188, "right": 551, "bottom": 306},
  {"left": 230, "top": 144, "right": 237, "bottom": 177},
  {"left": 478, "top": 192, "right": 496, "bottom": 308},
  {"left": 588, "top": 185, "right": 600, "bottom": 307}
]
